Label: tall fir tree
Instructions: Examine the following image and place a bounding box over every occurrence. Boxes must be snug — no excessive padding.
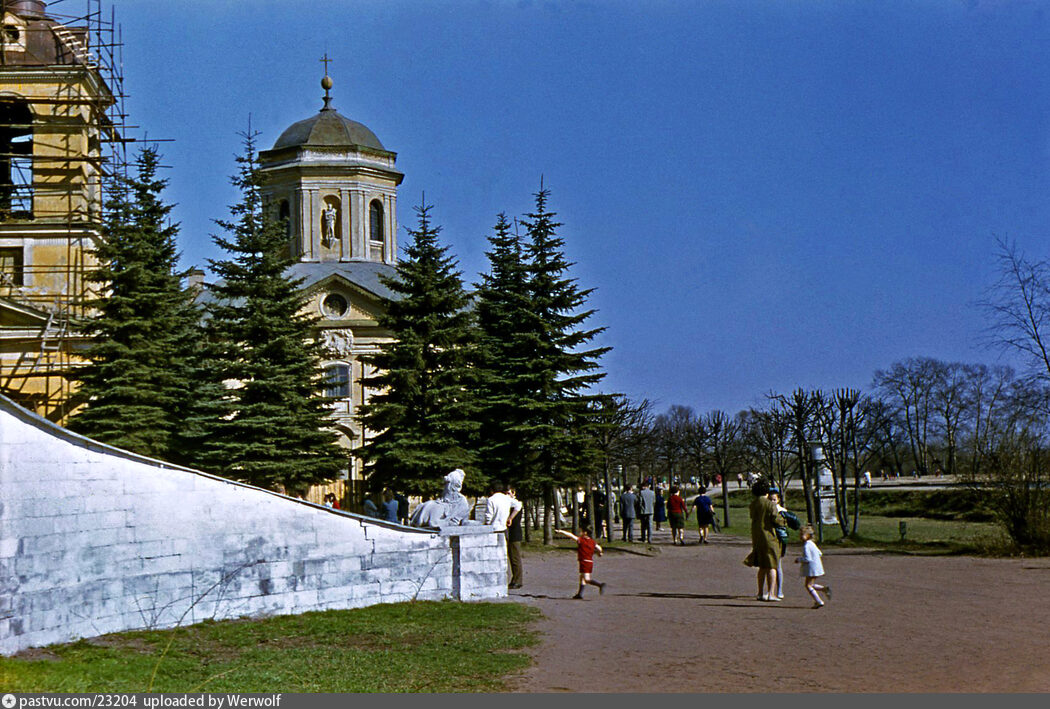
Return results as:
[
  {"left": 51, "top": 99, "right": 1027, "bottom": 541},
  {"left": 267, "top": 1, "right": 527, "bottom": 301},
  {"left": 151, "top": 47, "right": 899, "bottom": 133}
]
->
[
  {"left": 519, "top": 184, "right": 609, "bottom": 541},
  {"left": 67, "top": 147, "right": 202, "bottom": 462},
  {"left": 358, "top": 201, "right": 480, "bottom": 496},
  {"left": 200, "top": 129, "right": 345, "bottom": 492},
  {"left": 473, "top": 213, "right": 539, "bottom": 487}
]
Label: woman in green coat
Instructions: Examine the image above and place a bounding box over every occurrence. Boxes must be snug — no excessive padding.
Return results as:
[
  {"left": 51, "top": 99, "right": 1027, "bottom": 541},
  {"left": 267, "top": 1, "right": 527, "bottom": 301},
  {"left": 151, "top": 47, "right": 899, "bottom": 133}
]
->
[{"left": 745, "top": 478, "right": 783, "bottom": 601}]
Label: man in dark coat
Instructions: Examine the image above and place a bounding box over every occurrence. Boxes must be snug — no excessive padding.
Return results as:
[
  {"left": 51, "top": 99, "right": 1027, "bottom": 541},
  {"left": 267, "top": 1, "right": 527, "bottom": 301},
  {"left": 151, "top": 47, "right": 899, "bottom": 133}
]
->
[{"left": 620, "top": 485, "right": 637, "bottom": 541}]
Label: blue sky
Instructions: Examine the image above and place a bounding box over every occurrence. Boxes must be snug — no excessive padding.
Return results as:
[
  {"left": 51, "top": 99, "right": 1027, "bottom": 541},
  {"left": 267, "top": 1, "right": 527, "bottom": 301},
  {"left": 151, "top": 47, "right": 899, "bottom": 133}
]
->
[{"left": 88, "top": 0, "right": 1050, "bottom": 414}]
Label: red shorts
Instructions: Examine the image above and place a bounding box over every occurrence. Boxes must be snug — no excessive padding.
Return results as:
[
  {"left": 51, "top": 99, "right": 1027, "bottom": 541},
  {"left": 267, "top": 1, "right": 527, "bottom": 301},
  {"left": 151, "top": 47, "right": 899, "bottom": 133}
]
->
[{"left": 578, "top": 559, "right": 594, "bottom": 574}]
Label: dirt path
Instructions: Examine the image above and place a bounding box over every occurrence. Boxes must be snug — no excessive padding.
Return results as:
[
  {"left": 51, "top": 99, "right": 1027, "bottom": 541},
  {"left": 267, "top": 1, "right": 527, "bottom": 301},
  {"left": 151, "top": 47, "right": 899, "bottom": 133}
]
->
[{"left": 505, "top": 524, "right": 1050, "bottom": 693}]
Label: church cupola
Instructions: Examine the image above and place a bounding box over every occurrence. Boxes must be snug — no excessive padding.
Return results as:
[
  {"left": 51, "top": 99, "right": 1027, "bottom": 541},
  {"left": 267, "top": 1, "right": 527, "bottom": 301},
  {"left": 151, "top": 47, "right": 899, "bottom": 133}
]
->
[{"left": 259, "top": 71, "right": 402, "bottom": 265}]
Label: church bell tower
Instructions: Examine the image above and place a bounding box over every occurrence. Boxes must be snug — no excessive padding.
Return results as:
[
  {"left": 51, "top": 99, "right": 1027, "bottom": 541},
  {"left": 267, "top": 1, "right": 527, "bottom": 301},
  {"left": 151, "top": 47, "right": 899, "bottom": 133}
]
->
[
  {"left": 257, "top": 69, "right": 403, "bottom": 501},
  {"left": 258, "top": 72, "right": 402, "bottom": 265}
]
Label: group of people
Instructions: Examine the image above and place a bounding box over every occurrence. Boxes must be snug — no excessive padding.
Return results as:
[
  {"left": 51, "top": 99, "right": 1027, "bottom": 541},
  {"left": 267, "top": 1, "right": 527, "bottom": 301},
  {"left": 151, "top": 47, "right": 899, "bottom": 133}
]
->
[
  {"left": 744, "top": 478, "right": 831, "bottom": 609},
  {"left": 361, "top": 489, "right": 409, "bottom": 525},
  {"left": 553, "top": 476, "right": 831, "bottom": 606},
  {"left": 618, "top": 483, "right": 718, "bottom": 546}
]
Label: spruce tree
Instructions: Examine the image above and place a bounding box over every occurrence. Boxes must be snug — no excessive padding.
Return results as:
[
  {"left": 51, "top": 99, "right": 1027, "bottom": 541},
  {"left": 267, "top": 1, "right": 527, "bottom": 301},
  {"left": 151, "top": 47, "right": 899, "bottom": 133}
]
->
[
  {"left": 473, "top": 213, "right": 539, "bottom": 486},
  {"left": 67, "top": 147, "right": 201, "bottom": 462},
  {"left": 200, "top": 130, "right": 345, "bottom": 492},
  {"left": 519, "top": 185, "right": 610, "bottom": 541},
  {"left": 357, "top": 201, "right": 480, "bottom": 496}
]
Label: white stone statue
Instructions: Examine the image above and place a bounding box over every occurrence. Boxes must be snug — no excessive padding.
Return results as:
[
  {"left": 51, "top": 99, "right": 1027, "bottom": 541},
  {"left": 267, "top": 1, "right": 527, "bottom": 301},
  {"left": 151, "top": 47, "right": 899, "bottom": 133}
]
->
[
  {"left": 322, "top": 206, "right": 338, "bottom": 247},
  {"left": 409, "top": 468, "right": 474, "bottom": 529}
]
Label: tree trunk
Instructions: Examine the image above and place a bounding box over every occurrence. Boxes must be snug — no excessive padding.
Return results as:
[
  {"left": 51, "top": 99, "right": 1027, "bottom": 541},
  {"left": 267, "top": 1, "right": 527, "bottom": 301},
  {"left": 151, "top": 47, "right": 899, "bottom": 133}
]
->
[
  {"left": 586, "top": 476, "right": 596, "bottom": 537},
  {"left": 603, "top": 458, "right": 614, "bottom": 543},
  {"left": 571, "top": 486, "right": 580, "bottom": 534},
  {"left": 523, "top": 498, "right": 531, "bottom": 543},
  {"left": 542, "top": 483, "right": 554, "bottom": 545},
  {"left": 720, "top": 468, "right": 731, "bottom": 528},
  {"left": 798, "top": 443, "right": 815, "bottom": 526}
]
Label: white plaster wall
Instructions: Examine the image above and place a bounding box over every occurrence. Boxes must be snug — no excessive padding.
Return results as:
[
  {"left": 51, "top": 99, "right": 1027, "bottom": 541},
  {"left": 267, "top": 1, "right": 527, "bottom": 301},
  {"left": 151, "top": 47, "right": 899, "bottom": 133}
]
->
[{"left": 0, "top": 395, "right": 506, "bottom": 656}]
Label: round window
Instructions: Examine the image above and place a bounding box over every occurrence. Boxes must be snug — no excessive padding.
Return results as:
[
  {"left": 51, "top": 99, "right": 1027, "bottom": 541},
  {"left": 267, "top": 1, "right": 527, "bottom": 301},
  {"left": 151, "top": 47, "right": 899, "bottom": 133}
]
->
[{"left": 322, "top": 293, "right": 348, "bottom": 318}]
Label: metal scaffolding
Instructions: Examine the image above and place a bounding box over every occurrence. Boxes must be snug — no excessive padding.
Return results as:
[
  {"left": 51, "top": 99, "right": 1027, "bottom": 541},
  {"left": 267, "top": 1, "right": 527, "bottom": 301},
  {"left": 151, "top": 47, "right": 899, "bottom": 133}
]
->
[{"left": 0, "top": 0, "right": 131, "bottom": 421}]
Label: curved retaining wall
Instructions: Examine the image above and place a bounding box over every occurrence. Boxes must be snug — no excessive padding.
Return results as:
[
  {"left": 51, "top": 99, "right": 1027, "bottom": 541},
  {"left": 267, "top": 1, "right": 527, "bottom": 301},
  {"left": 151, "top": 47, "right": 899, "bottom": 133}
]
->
[{"left": 0, "top": 395, "right": 506, "bottom": 656}]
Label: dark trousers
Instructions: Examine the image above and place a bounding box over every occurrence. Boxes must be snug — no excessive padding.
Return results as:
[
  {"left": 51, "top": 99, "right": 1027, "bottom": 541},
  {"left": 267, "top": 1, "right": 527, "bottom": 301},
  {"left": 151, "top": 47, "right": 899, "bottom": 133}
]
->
[
  {"left": 508, "top": 537, "right": 523, "bottom": 586},
  {"left": 622, "top": 517, "right": 634, "bottom": 541},
  {"left": 639, "top": 514, "right": 652, "bottom": 542}
]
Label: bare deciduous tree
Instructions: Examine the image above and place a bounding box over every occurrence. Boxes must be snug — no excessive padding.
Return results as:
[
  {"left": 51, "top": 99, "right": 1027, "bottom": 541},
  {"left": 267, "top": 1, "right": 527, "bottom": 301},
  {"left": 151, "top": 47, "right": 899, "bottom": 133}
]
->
[{"left": 982, "top": 237, "right": 1050, "bottom": 382}]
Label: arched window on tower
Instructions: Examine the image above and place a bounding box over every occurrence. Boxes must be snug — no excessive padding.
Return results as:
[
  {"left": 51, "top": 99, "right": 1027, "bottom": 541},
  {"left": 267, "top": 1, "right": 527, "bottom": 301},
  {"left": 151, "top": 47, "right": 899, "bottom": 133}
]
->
[
  {"left": 0, "top": 100, "right": 34, "bottom": 220},
  {"left": 369, "top": 200, "right": 384, "bottom": 243}
]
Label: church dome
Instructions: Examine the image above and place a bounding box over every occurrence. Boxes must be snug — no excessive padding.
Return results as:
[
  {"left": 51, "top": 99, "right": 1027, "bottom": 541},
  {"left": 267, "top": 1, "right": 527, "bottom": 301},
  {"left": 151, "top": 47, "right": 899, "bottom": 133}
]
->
[{"left": 272, "top": 107, "right": 386, "bottom": 152}]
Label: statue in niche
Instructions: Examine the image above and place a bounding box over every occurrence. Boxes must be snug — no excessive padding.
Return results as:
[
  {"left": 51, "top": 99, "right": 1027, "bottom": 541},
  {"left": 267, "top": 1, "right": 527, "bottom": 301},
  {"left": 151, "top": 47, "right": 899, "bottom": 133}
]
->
[
  {"left": 322, "top": 205, "right": 338, "bottom": 247},
  {"left": 409, "top": 468, "right": 476, "bottom": 529}
]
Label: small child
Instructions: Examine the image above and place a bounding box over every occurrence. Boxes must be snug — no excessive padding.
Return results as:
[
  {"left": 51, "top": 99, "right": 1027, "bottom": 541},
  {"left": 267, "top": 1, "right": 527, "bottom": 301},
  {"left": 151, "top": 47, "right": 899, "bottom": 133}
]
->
[
  {"left": 795, "top": 524, "right": 832, "bottom": 608},
  {"left": 555, "top": 525, "right": 607, "bottom": 599}
]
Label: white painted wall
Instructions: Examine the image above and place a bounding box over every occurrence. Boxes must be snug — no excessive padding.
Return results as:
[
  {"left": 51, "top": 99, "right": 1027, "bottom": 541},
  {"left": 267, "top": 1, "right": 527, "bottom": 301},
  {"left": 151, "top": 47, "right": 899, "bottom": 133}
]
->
[{"left": 0, "top": 395, "right": 506, "bottom": 656}]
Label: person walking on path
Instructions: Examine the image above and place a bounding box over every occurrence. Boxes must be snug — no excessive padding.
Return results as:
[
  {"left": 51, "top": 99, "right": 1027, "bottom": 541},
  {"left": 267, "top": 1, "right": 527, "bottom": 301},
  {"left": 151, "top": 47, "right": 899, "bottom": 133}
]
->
[
  {"left": 667, "top": 485, "right": 688, "bottom": 545},
  {"left": 690, "top": 486, "right": 716, "bottom": 544},
  {"left": 743, "top": 478, "right": 784, "bottom": 601},
  {"left": 796, "top": 524, "right": 831, "bottom": 608},
  {"left": 620, "top": 485, "right": 637, "bottom": 541},
  {"left": 654, "top": 487, "right": 667, "bottom": 531},
  {"left": 556, "top": 525, "right": 607, "bottom": 599},
  {"left": 638, "top": 481, "right": 656, "bottom": 543}
]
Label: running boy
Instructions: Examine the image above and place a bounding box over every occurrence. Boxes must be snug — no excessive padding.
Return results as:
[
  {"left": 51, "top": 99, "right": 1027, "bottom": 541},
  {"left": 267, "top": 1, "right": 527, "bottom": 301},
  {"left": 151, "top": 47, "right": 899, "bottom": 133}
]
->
[
  {"left": 555, "top": 525, "right": 607, "bottom": 599},
  {"left": 795, "top": 524, "right": 832, "bottom": 608}
]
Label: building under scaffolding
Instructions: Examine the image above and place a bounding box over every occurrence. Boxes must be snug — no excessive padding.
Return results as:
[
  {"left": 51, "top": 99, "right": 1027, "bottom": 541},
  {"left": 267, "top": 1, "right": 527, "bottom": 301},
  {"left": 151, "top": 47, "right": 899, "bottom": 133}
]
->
[{"left": 0, "top": 0, "right": 128, "bottom": 422}]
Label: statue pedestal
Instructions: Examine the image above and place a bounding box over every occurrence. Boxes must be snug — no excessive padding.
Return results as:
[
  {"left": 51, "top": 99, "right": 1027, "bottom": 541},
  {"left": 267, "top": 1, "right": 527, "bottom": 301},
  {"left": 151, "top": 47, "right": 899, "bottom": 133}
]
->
[{"left": 439, "top": 524, "right": 507, "bottom": 600}]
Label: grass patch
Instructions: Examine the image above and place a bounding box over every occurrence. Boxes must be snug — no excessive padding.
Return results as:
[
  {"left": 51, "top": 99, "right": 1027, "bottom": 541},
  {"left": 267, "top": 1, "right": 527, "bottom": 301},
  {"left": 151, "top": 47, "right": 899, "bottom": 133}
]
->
[
  {"left": 707, "top": 488, "right": 1001, "bottom": 555},
  {"left": 0, "top": 601, "right": 541, "bottom": 693}
]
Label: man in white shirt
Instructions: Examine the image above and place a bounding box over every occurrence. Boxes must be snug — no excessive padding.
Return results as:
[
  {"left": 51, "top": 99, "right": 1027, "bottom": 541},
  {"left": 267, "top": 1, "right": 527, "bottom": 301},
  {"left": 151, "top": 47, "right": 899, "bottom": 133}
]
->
[
  {"left": 485, "top": 481, "right": 522, "bottom": 531},
  {"left": 485, "top": 482, "right": 524, "bottom": 588}
]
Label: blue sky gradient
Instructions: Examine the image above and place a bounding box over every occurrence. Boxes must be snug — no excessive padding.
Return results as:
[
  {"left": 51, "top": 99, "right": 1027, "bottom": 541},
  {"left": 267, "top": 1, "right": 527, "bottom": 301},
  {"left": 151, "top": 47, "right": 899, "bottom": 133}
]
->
[{"left": 93, "top": 0, "right": 1049, "bottom": 413}]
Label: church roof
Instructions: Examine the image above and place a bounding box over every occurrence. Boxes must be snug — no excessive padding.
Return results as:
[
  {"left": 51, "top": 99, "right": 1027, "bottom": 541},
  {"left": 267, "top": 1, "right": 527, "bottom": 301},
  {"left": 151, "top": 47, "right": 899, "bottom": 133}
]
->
[
  {"left": 272, "top": 107, "right": 386, "bottom": 152},
  {"left": 287, "top": 261, "right": 399, "bottom": 300},
  {"left": 196, "top": 261, "right": 400, "bottom": 306}
]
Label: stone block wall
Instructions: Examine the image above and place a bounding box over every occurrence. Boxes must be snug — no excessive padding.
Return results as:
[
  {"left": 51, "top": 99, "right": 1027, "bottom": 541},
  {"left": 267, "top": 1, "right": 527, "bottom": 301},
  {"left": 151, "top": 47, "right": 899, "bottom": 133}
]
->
[{"left": 0, "top": 395, "right": 507, "bottom": 656}]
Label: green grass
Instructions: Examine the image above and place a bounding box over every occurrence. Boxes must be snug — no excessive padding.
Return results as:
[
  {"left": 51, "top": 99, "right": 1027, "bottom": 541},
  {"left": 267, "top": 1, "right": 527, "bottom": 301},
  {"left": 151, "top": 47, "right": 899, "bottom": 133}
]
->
[
  {"left": 706, "top": 488, "right": 1003, "bottom": 554},
  {"left": 0, "top": 601, "right": 541, "bottom": 693}
]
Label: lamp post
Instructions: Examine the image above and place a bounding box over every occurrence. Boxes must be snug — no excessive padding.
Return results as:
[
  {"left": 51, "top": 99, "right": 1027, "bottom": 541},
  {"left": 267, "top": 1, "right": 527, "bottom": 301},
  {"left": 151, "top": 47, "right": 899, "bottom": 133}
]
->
[{"left": 807, "top": 440, "right": 838, "bottom": 543}]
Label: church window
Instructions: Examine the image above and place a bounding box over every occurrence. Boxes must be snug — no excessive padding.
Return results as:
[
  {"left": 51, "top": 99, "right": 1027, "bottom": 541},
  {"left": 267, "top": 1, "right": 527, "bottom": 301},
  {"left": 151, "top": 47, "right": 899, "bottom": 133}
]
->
[
  {"left": 322, "top": 293, "right": 348, "bottom": 318},
  {"left": 369, "top": 200, "right": 384, "bottom": 242},
  {"left": 324, "top": 363, "right": 351, "bottom": 399},
  {"left": 0, "top": 100, "right": 33, "bottom": 220},
  {"left": 0, "top": 246, "right": 23, "bottom": 286},
  {"left": 279, "top": 199, "right": 290, "bottom": 235}
]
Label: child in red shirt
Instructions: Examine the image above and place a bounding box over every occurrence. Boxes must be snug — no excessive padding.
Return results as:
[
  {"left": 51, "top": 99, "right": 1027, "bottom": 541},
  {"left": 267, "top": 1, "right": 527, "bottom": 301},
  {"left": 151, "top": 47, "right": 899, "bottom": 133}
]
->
[{"left": 555, "top": 525, "right": 607, "bottom": 599}]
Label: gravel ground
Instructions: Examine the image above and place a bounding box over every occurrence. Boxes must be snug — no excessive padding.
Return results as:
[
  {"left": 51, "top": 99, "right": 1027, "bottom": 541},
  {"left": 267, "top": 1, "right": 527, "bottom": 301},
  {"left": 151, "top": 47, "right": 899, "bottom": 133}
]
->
[{"left": 504, "top": 524, "right": 1050, "bottom": 693}]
